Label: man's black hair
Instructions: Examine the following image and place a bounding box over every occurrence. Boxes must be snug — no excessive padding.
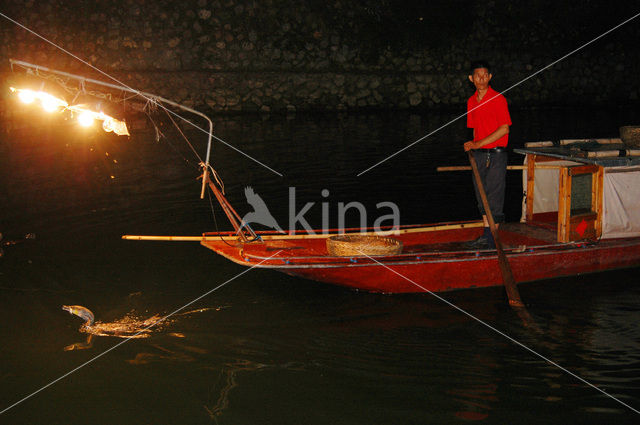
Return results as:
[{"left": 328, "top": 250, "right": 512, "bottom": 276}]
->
[{"left": 470, "top": 60, "right": 491, "bottom": 75}]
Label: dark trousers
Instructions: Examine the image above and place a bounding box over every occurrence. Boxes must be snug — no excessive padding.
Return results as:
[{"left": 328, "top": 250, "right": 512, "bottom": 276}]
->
[{"left": 472, "top": 149, "right": 507, "bottom": 223}]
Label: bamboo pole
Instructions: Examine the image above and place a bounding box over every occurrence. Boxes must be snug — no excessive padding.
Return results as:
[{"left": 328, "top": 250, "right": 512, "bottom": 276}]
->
[
  {"left": 122, "top": 221, "right": 486, "bottom": 242},
  {"left": 122, "top": 235, "right": 209, "bottom": 241},
  {"left": 524, "top": 141, "right": 554, "bottom": 148}
]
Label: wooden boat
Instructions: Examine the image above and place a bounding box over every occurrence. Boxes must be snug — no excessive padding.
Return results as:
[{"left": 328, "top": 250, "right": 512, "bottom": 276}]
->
[
  {"left": 11, "top": 60, "right": 640, "bottom": 294},
  {"left": 195, "top": 222, "right": 640, "bottom": 294},
  {"left": 126, "top": 137, "right": 640, "bottom": 294}
]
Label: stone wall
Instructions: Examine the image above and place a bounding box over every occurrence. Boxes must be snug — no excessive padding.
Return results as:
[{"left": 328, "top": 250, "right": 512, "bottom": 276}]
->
[{"left": 1, "top": 0, "right": 639, "bottom": 113}]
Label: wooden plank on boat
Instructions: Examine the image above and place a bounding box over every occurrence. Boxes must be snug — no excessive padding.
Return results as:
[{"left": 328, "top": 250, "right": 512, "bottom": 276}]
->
[
  {"left": 568, "top": 164, "right": 599, "bottom": 176},
  {"left": 500, "top": 222, "right": 557, "bottom": 243},
  {"left": 526, "top": 154, "right": 536, "bottom": 223},
  {"left": 558, "top": 167, "right": 571, "bottom": 243},
  {"left": 437, "top": 164, "right": 562, "bottom": 172},
  {"left": 533, "top": 154, "right": 565, "bottom": 162},
  {"left": 594, "top": 167, "right": 604, "bottom": 238}
]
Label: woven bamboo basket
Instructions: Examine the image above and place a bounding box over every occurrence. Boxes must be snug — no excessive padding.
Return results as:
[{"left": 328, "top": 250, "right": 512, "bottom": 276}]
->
[
  {"left": 326, "top": 234, "right": 403, "bottom": 257},
  {"left": 620, "top": 126, "right": 640, "bottom": 148}
]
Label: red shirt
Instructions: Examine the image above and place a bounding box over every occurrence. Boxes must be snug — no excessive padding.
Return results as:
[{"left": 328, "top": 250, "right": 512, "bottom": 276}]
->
[{"left": 467, "top": 86, "right": 511, "bottom": 149}]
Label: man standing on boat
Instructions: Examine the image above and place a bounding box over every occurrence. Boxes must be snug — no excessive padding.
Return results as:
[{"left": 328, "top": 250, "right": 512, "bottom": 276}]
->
[{"left": 463, "top": 61, "right": 511, "bottom": 249}]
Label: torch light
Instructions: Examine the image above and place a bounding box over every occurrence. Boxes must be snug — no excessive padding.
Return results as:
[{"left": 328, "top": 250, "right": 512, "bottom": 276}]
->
[
  {"left": 77, "top": 110, "right": 95, "bottom": 127},
  {"left": 10, "top": 87, "right": 68, "bottom": 112},
  {"left": 68, "top": 106, "right": 130, "bottom": 136},
  {"left": 9, "top": 87, "right": 129, "bottom": 136},
  {"left": 17, "top": 90, "right": 35, "bottom": 104}
]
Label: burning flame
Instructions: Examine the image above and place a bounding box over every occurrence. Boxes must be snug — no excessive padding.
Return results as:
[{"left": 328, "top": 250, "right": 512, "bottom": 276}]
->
[
  {"left": 10, "top": 87, "right": 129, "bottom": 136},
  {"left": 11, "top": 87, "right": 68, "bottom": 111}
]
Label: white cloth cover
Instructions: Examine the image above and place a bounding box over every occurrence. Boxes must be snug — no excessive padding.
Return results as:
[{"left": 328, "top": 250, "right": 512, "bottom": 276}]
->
[
  {"left": 521, "top": 158, "right": 640, "bottom": 239},
  {"left": 520, "top": 159, "right": 579, "bottom": 222},
  {"left": 602, "top": 167, "right": 640, "bottom": 239}
]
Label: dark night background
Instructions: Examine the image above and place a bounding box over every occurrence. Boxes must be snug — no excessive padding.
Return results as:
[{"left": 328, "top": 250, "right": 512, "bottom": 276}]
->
[{"left": 1, "top": 0, "right": 639, "bottom": 113}]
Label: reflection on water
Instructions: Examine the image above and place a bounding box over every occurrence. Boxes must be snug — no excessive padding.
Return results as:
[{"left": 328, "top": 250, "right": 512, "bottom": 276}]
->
[{"left": 1, "top": 108, "right": 640, "bottom": 424}]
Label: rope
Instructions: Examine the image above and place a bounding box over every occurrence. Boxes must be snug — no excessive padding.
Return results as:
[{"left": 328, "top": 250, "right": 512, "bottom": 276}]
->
[
  {"left": 208, "top": 165, "right": 225, "bottom": 195},
  {"left": 207, "top": 188, "right": 238, "bottom": 248},
  {"left": 163, "top": 106, "right": 204, "bottom": 164},
  {"left": 144, "top": 112, "right": 198, "bottom": 170}
]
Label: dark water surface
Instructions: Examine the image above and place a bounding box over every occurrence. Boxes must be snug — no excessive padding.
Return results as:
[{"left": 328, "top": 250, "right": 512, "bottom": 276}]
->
[{"left": 1, "top": 107, "right": 639, "bottom": 424}]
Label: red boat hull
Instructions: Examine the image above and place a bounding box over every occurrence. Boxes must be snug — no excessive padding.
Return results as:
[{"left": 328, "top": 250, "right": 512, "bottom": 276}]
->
[
  {"left": 200, "top": 222, "right": 640, "bottom": 294},
  {"left": 280, "top": 240, "right": 640, "bottom": 293}
]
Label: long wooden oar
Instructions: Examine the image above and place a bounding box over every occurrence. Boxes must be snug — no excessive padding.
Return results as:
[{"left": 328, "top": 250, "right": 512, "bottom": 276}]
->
[{"left": 467, "top": 151, "right": 524, "bottom": 308}]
